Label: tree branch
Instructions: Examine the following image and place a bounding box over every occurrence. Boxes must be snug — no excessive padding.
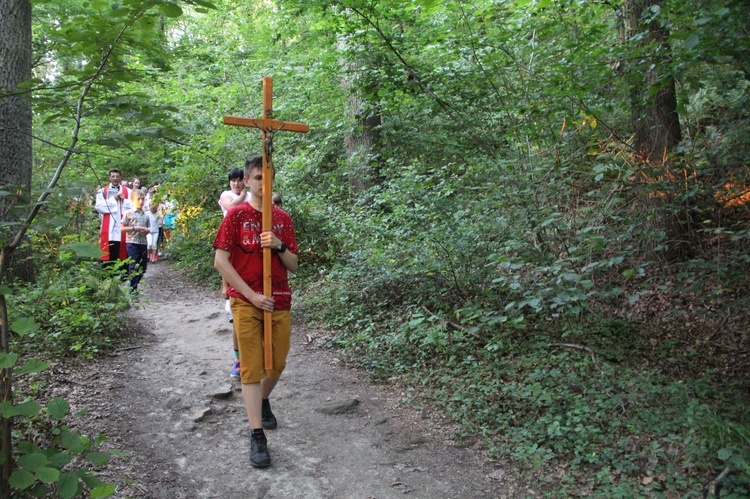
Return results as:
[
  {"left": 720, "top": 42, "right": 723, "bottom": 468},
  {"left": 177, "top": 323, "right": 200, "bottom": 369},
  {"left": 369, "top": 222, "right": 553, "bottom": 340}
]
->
[
  {"left": 5, "top": 18, "right": 141, "bottom": 254},
  {"left": 346, "top": 6, "right": 497, "bottom": 158},
  {"left": 549, "top": 342, "right": 600, "bottom": 370},
  {"left": 705, "top": 467, "right": 731, "bottom": 497}
]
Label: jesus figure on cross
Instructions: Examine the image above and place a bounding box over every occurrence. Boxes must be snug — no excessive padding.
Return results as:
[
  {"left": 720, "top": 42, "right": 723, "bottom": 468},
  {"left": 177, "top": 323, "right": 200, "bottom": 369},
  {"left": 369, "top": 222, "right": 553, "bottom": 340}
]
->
[{"left": 213, "top": 77, "right": 308, "bottom": 468}]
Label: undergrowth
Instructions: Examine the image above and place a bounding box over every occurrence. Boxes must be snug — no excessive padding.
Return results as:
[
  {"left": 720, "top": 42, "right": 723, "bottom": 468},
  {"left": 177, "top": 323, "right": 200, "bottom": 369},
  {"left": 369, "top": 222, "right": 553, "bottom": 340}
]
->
[
  {"left": 166, "top": 209, "right": 223, "bottom": 286},
  {"left": 299, "top": 272, "right": 750, "bottom": 497},
  {"left": 4, "top": 244, "right": 132, "bottom": 497},
  {"left": 9, "top": 252, "right": 132, "bottom": 359}
]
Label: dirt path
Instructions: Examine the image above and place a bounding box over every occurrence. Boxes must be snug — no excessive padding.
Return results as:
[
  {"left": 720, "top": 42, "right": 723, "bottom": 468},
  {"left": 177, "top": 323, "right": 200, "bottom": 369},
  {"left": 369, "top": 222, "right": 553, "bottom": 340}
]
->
[{"left": 72, "top": 262, "right": 517, "bottom": 498}]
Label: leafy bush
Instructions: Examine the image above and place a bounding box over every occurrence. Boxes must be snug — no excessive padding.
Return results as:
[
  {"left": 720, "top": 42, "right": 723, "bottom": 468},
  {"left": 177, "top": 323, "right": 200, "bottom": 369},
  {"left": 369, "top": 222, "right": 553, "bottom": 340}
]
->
[
  {"left": 3, "top": 244, "right": 130, "bottom": 498},
  {"left": 1, "top": 382, "right": 121, "bottom": 498},
  {"left": 303, "top": 278, "right": 750, "bottom": 495},
  {"left": 9, "top": 249, "right": 131, "bottom": 359},
  {"left": 166, "top": 205, "right": 222, "bottom": 285}
]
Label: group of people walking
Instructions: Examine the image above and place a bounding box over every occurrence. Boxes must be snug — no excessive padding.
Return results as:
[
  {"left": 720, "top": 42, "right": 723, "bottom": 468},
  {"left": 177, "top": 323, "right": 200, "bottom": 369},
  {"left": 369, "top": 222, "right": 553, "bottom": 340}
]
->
[
  {"left": 95, "top": 158, "right": 297, "bottom": 469},
  {"left": 94, "top": 168, "right": 175, "bottom": 292}
]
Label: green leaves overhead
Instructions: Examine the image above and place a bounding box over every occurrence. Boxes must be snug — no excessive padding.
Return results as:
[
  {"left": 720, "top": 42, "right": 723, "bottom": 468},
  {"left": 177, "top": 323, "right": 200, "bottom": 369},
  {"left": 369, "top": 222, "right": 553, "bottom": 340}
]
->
[{"left": 158, "top": 2, "right": 184, "bottom": 17}]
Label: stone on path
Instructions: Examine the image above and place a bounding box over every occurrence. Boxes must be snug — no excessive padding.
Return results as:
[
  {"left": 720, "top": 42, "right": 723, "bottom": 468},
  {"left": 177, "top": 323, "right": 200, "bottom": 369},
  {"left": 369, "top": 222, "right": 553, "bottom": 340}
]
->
[
  {"left": 315, "top": 398, "right": 360, "bottom": 415},
  {"left": 191, "top": 407, "right": 212, "bottom": 422}
]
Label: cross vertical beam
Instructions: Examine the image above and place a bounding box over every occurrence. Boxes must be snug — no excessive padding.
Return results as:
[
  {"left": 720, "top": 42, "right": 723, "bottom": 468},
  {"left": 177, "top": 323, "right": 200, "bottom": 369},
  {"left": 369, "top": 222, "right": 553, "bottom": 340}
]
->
[
  {"left": 223, "top": 76, "right": 309, "bottom": 369},
  {"left": 260, "top": 77, "right": 273, "bottom": 371}
]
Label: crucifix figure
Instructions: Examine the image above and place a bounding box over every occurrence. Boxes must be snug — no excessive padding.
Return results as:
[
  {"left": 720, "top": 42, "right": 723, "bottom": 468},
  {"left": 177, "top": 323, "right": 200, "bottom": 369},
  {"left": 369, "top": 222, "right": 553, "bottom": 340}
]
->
[{"left": 223, "top": 76, "right": 309, "bottom": 369}]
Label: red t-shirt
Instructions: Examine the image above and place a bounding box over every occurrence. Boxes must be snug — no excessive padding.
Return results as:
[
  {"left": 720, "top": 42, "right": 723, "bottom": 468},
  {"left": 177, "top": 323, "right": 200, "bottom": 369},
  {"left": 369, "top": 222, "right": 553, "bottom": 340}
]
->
[{"left": 213, "top": 203, "right": 298, "bottom": 310}]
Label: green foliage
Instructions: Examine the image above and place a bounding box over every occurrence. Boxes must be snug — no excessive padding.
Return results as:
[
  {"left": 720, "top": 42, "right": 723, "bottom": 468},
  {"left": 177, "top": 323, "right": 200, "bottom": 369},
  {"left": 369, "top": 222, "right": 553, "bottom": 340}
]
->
[
  {"left": 11, "top": 425, "right": 119, "bottom": 498},
  {"left": 9, "top": 252, "right": 131, "bottom": 358},
  {"left": 305, "top": 276, "right": 750, "bottom": 494},
  {"left": 2, "top": 352, "right": 120, "bottom": 498},
  {"left": 167, "top": 208, "right": 222, "bottom": 284},
  {"left": 11, "top": 0, "right": 749, "bottom": 493},
  {"left": 2, "top": 237, "right": 129, "bottom": 493}
]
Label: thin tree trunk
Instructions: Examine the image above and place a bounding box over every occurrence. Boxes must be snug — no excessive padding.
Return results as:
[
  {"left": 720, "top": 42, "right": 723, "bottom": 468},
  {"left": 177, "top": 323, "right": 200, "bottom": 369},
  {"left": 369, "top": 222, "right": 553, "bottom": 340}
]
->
[
  {"left": 338, "top": 34, "right": 381, "bottom": 192},
  {"left": 1, "top": 1, "right": 33, "bottom": 492},
  {"left": 0, "top": 1, "right": 33, "bottom": 494}
]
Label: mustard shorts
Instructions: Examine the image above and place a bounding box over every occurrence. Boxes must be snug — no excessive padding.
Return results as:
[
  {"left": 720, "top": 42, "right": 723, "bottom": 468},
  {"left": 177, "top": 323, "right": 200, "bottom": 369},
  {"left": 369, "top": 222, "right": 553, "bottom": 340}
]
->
[{"left": 230, "top": 297, "right": 291, "bottom": 384}]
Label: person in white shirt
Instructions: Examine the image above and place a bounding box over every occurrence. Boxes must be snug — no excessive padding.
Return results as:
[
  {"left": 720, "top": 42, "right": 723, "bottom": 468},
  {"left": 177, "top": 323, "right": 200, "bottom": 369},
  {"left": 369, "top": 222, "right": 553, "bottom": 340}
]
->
[
  {"left": 94, "top": 168, "right": 132, "bottom": 268},
  {"left": 147, "top": 202, "right": 161, "bottom": 262},
  {"left": 219, "top": 167, "right": 251, "bottom": 378},
  {"left": 219, "top": 167, "right": 250, "bottom": 215}
]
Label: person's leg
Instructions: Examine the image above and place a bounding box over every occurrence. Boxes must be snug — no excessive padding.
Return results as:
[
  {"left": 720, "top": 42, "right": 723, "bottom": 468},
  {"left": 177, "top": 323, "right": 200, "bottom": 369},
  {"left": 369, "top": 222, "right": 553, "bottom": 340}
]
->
[
  {"left": 128, "top": 244, "right": 148, "bottom": 291},
  {"left": 242, "top": 382, "right": 269, "bottom": 468},
  {"left": 225, "top": 280, "right": 239, "bottom": 378},
  {"left": 241, "top": 382, "right": 263, "bottom": 429},
  {"left": 230, "top": 314, "right": 240, "bottom": 378},
  {"left": 126, "top": 243, "right": 138, "bottom": 291},
  {"left": 109, "top": 241, "right": 120, "bottom": 262},
  {"left": 146, "top": 234, "right": 156, "bottom": 262},
  {"left": 136, "top": 244, "right": 148, "bottom": 286},
  {"left": 260, "top": 310, "right": 291, "bottom": 430},
  {"left": 102, "top": 241, "right": 118, "bottom": 274},
  {"left": 157, "top": 228, "right": 164, "bottom": 255},
  {"left": 261, "top": 377, "right": 278, "bottom": 399},
  {"left": 233, "top": 299, "right": 271, "bottom": 468},
  {"left": 260, "top": 377, "right": 279, "bottom": 430}
]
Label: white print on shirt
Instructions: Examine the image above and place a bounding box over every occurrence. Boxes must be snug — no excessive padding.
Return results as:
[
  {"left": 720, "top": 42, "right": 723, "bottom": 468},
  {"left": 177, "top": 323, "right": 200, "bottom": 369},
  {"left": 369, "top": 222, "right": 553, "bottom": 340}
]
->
[{"left": 241, "top": 219, "right": 289, "bottom": 247}]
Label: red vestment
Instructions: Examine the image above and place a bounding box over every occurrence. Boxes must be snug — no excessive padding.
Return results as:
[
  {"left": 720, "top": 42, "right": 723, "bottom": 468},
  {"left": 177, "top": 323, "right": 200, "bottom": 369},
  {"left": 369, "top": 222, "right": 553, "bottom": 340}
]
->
[{"left": 98, "top": 185, "right": 130, "bottom": 261}]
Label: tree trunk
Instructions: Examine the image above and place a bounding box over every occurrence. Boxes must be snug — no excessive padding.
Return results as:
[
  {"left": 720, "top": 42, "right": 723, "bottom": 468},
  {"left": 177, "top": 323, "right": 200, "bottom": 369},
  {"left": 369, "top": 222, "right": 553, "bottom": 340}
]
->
[
  {"left": 623, "top": 0, "right": 682, "bottom": 164},
  {"left": 621, "top": 0, "right": 694, "bottom": 258},
  {"left": 338, "top": 34, "right": 381, "bottom": 193},
  {"left": 0, "top": 0, "right": 35, "bottom": 284},
  {"left": 1, "top": 1, "right": 33, "bottom": 494}
]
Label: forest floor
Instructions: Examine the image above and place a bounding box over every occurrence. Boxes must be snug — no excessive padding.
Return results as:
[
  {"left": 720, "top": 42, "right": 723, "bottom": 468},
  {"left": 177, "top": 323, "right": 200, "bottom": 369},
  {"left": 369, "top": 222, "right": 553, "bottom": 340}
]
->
[{"left": 57, "top": 261, "right": 526, "bottom": 498}]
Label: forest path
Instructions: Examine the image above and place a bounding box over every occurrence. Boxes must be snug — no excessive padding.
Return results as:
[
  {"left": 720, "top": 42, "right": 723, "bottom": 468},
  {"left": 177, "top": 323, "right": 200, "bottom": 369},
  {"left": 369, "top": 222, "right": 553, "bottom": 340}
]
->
[{"left": 77, "top": 262, "right": 518, "bottom": 498}]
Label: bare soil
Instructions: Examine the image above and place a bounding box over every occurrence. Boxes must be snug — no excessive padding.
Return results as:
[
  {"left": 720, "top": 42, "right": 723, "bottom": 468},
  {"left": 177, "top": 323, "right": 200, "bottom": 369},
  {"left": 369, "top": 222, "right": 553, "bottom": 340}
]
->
[{"left": 62, "top": 262, "right": 524, "bottom": 498}]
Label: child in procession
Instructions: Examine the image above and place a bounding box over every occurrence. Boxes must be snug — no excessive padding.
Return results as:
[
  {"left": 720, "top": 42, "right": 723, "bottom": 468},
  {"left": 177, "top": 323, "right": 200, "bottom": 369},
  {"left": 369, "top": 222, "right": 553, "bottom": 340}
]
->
[
  {"left": 147, "top": 202, "right": 161, "bottom": 262},
  {"left": 121, "top": 189, "right": 151, "bottom": 293}
]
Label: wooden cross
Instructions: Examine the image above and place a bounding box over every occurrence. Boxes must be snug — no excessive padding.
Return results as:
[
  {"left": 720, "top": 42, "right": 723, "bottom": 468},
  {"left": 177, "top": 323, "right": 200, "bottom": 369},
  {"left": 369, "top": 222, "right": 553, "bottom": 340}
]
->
[{"left": 223, "top": 76, "right": 309, "bottom": 370}]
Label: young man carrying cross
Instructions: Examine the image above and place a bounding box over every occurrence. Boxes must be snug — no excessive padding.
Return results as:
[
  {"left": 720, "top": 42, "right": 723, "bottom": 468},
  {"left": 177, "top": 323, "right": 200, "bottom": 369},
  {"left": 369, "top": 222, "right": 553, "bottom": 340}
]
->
[{"left": 212, "top": 155, "right": 298, "bottom": 468}]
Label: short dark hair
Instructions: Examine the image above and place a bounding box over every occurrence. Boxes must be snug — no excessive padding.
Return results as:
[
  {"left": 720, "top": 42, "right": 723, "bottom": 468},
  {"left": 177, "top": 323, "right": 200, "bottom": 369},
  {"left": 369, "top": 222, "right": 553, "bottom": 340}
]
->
[
  {"left": 228, "top": 167, "right": 244, "bottom": 181},
  {"left": 109, "top": 168, "right": 121, "bottom": 175},
  {"left": 272, "top": 193, "right": 282, "bottom": 206},
  {"left": 244, "top": 155, "right": 263, "bottom": 175}
]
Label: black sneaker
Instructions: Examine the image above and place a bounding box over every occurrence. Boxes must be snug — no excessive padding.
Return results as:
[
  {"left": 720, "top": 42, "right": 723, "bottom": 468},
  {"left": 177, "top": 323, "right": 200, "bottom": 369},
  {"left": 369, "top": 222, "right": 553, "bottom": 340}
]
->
[
  {"left": 250, "top": 431, "right": 270, "bottom": 468},
  {"left": 262, "top": 399, "right": 278, "bottom": 430}
]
